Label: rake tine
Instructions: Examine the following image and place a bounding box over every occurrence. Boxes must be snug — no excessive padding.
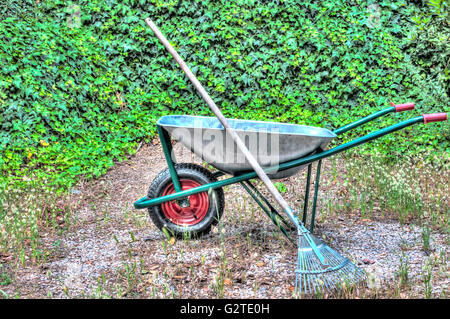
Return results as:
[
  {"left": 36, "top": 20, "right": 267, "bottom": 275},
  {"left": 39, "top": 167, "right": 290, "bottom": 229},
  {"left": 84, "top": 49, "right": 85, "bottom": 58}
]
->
[
  {"left": 298, "top": 225, "right": 328, "bottom": 266},
  {"left": 294, "top": 228, "right": 367, "bottom": 296}
]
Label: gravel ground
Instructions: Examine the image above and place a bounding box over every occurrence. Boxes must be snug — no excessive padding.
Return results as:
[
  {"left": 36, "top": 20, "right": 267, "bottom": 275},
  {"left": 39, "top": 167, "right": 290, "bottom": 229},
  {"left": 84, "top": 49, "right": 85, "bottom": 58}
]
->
[
  {"left": 321, "top": 221, "right": 448, "bottom": 295},
  {"left": 2, "top": 142, "right": 448, "bottom": 298}
]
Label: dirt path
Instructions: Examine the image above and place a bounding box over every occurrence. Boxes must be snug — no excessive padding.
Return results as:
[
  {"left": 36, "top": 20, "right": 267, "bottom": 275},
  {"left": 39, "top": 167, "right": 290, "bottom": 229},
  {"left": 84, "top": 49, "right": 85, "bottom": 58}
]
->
[{"left": 2, "top": 142, "right": 448, "bottom": 298}]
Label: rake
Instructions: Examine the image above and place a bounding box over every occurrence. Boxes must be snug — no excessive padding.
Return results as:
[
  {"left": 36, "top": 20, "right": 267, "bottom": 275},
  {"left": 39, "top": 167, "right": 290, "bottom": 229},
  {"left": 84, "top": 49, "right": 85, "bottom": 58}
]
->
[
  {"left": 295, "top": 226, "right": 366, "bottom": 295},
  {"left": 143, "top": 18, "right": 367, "bottom": 295}
]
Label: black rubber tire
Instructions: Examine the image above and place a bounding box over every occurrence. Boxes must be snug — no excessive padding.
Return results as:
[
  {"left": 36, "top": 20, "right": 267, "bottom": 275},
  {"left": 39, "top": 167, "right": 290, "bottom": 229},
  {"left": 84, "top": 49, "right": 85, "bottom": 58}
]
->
[{"left": 147, "top": 163, "right": 225, "bottom": 238}]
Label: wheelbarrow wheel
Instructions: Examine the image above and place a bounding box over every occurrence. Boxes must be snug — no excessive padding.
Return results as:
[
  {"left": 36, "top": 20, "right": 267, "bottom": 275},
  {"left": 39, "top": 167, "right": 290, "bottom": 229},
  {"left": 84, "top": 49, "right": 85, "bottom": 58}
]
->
[{"left": 147, "top": 163, "right": 225, "bottom": 238}]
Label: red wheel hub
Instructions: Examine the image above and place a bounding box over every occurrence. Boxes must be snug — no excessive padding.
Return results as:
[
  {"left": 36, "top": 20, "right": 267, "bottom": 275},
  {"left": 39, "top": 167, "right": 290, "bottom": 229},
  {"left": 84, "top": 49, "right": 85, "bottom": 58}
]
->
[{"left": 161, "top": 179, "right": 209, "bottom": 226}]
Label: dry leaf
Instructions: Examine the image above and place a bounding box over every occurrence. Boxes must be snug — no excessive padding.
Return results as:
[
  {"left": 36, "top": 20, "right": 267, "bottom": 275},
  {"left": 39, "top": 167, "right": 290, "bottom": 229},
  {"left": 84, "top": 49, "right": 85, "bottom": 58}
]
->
[
  {"left": 115, "top": 91, "right": 127, "bottom": 110},
  {"left": 1, "top": 254, "right": 13, "bottom": 262},
  {"left": 40, "top": 140, "right": 49, "bottom": 147}
]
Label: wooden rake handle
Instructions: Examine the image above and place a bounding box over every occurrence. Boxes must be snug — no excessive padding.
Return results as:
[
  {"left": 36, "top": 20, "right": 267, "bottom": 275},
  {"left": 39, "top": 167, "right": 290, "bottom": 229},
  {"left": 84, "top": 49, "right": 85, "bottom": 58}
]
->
[{"left": 144, "top": 18, "right": 298, "bottom": 225}]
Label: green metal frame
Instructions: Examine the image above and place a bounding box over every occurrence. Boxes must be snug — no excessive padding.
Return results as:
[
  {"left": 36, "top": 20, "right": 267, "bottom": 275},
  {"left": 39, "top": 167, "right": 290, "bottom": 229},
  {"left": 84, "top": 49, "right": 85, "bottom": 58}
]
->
[
  {"left": 157, "top": 124, "right": 182, "bottom": 193},
  {"left": 297, "top": 105, "right": 398, "bottom": 231},
  {"left": 302, "top": 164, "right": 312, "bottom": 225},
  {"left": 240, "top": 181, "right": 295, "bottom": 241},
  {"left": 333, "top": 106, "right": 396, "bottom": 135},
  {"left": 135, "top": 107, "right": 424, "bottom": 236}
]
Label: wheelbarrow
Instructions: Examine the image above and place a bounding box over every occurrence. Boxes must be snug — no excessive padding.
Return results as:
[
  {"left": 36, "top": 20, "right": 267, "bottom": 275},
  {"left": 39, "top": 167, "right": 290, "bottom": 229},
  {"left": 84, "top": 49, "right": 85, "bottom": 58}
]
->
[
  {"left": 135, "top": 108, "right": 448, "bottom": 233},
  {"left": 134, "top": 19, "right": 448, "bottom": 295}
]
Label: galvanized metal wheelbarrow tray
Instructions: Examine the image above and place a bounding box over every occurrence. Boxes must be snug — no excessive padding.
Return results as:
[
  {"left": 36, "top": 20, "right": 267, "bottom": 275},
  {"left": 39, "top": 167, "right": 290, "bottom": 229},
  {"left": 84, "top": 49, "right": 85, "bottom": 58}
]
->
[{"left": 134, "top": 18, "right": 448, "bottom": 296}]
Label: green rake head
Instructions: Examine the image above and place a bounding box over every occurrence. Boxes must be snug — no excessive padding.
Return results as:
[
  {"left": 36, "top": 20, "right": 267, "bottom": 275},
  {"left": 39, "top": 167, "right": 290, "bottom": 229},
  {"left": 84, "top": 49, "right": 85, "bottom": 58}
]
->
[{"left": 294, "top": 227, "right": 367, "bottom": 296}]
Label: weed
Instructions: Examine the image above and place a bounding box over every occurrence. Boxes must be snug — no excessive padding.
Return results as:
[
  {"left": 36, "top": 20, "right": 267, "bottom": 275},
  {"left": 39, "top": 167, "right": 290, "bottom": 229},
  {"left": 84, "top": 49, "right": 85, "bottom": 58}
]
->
[
  {"left": 422, "top": 265, "right": 433, "bottom": 299},
  {"left": 396, "top": 253, "right": 409, "bottom": 287},
  {"left": 0, "top": 289, "right": 9, "bottom": 299},
  {"left": 274, "top": 182, "right": 288, "bottom": 194},
  {"left": 0, "top": 268, "right": 12, "bottom": 286},
  {"left": 0, "top": 179, "right": 71, "bottom": 267},
  {"left": 421, "top": 223, "right": 431, "bottom": 253}
]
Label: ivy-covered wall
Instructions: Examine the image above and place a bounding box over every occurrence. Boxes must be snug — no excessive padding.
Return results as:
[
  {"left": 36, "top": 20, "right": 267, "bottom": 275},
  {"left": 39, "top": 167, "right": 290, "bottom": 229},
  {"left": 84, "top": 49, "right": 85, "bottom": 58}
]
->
[{"left": 0, "top": 0, "right": 448, "bottom": 189}]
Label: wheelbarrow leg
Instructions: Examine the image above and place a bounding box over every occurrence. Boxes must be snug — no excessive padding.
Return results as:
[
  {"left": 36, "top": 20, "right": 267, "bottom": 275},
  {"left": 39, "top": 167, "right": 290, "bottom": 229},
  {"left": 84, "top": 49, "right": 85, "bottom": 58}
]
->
[
  {"left": 240, "top": 181, "right": 295, "bottom": 243},
  {"left": 157, "top": 124, "right": 182, "bottom": 193},
  {"left": 310, "top": 160, "right": 322, "bottom": 233},
  {"left": 302, "top": 164, "right": 313, "bottom": 225}
]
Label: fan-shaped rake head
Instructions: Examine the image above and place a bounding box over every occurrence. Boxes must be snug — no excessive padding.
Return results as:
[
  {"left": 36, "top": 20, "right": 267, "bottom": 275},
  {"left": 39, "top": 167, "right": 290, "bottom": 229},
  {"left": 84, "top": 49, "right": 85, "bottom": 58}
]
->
[{"left": 294, "top": 231, "right": 367, "bottom": 296}]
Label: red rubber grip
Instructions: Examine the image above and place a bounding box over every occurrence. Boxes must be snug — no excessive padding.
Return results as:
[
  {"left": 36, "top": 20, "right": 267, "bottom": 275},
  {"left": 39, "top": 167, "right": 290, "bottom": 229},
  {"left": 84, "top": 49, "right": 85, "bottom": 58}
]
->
[
  {"left": 390, "top": 102, "right": 415, "bottom": 112},
  {"left": 423, "top": 113, "right": 447, "bottom": 124}
]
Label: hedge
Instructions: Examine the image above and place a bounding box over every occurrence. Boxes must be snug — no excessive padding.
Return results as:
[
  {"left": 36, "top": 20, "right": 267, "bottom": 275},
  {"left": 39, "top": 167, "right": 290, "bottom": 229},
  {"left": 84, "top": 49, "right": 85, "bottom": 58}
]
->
[{"left": 0, "top": 0, "right": 448, "bottom": 190}]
